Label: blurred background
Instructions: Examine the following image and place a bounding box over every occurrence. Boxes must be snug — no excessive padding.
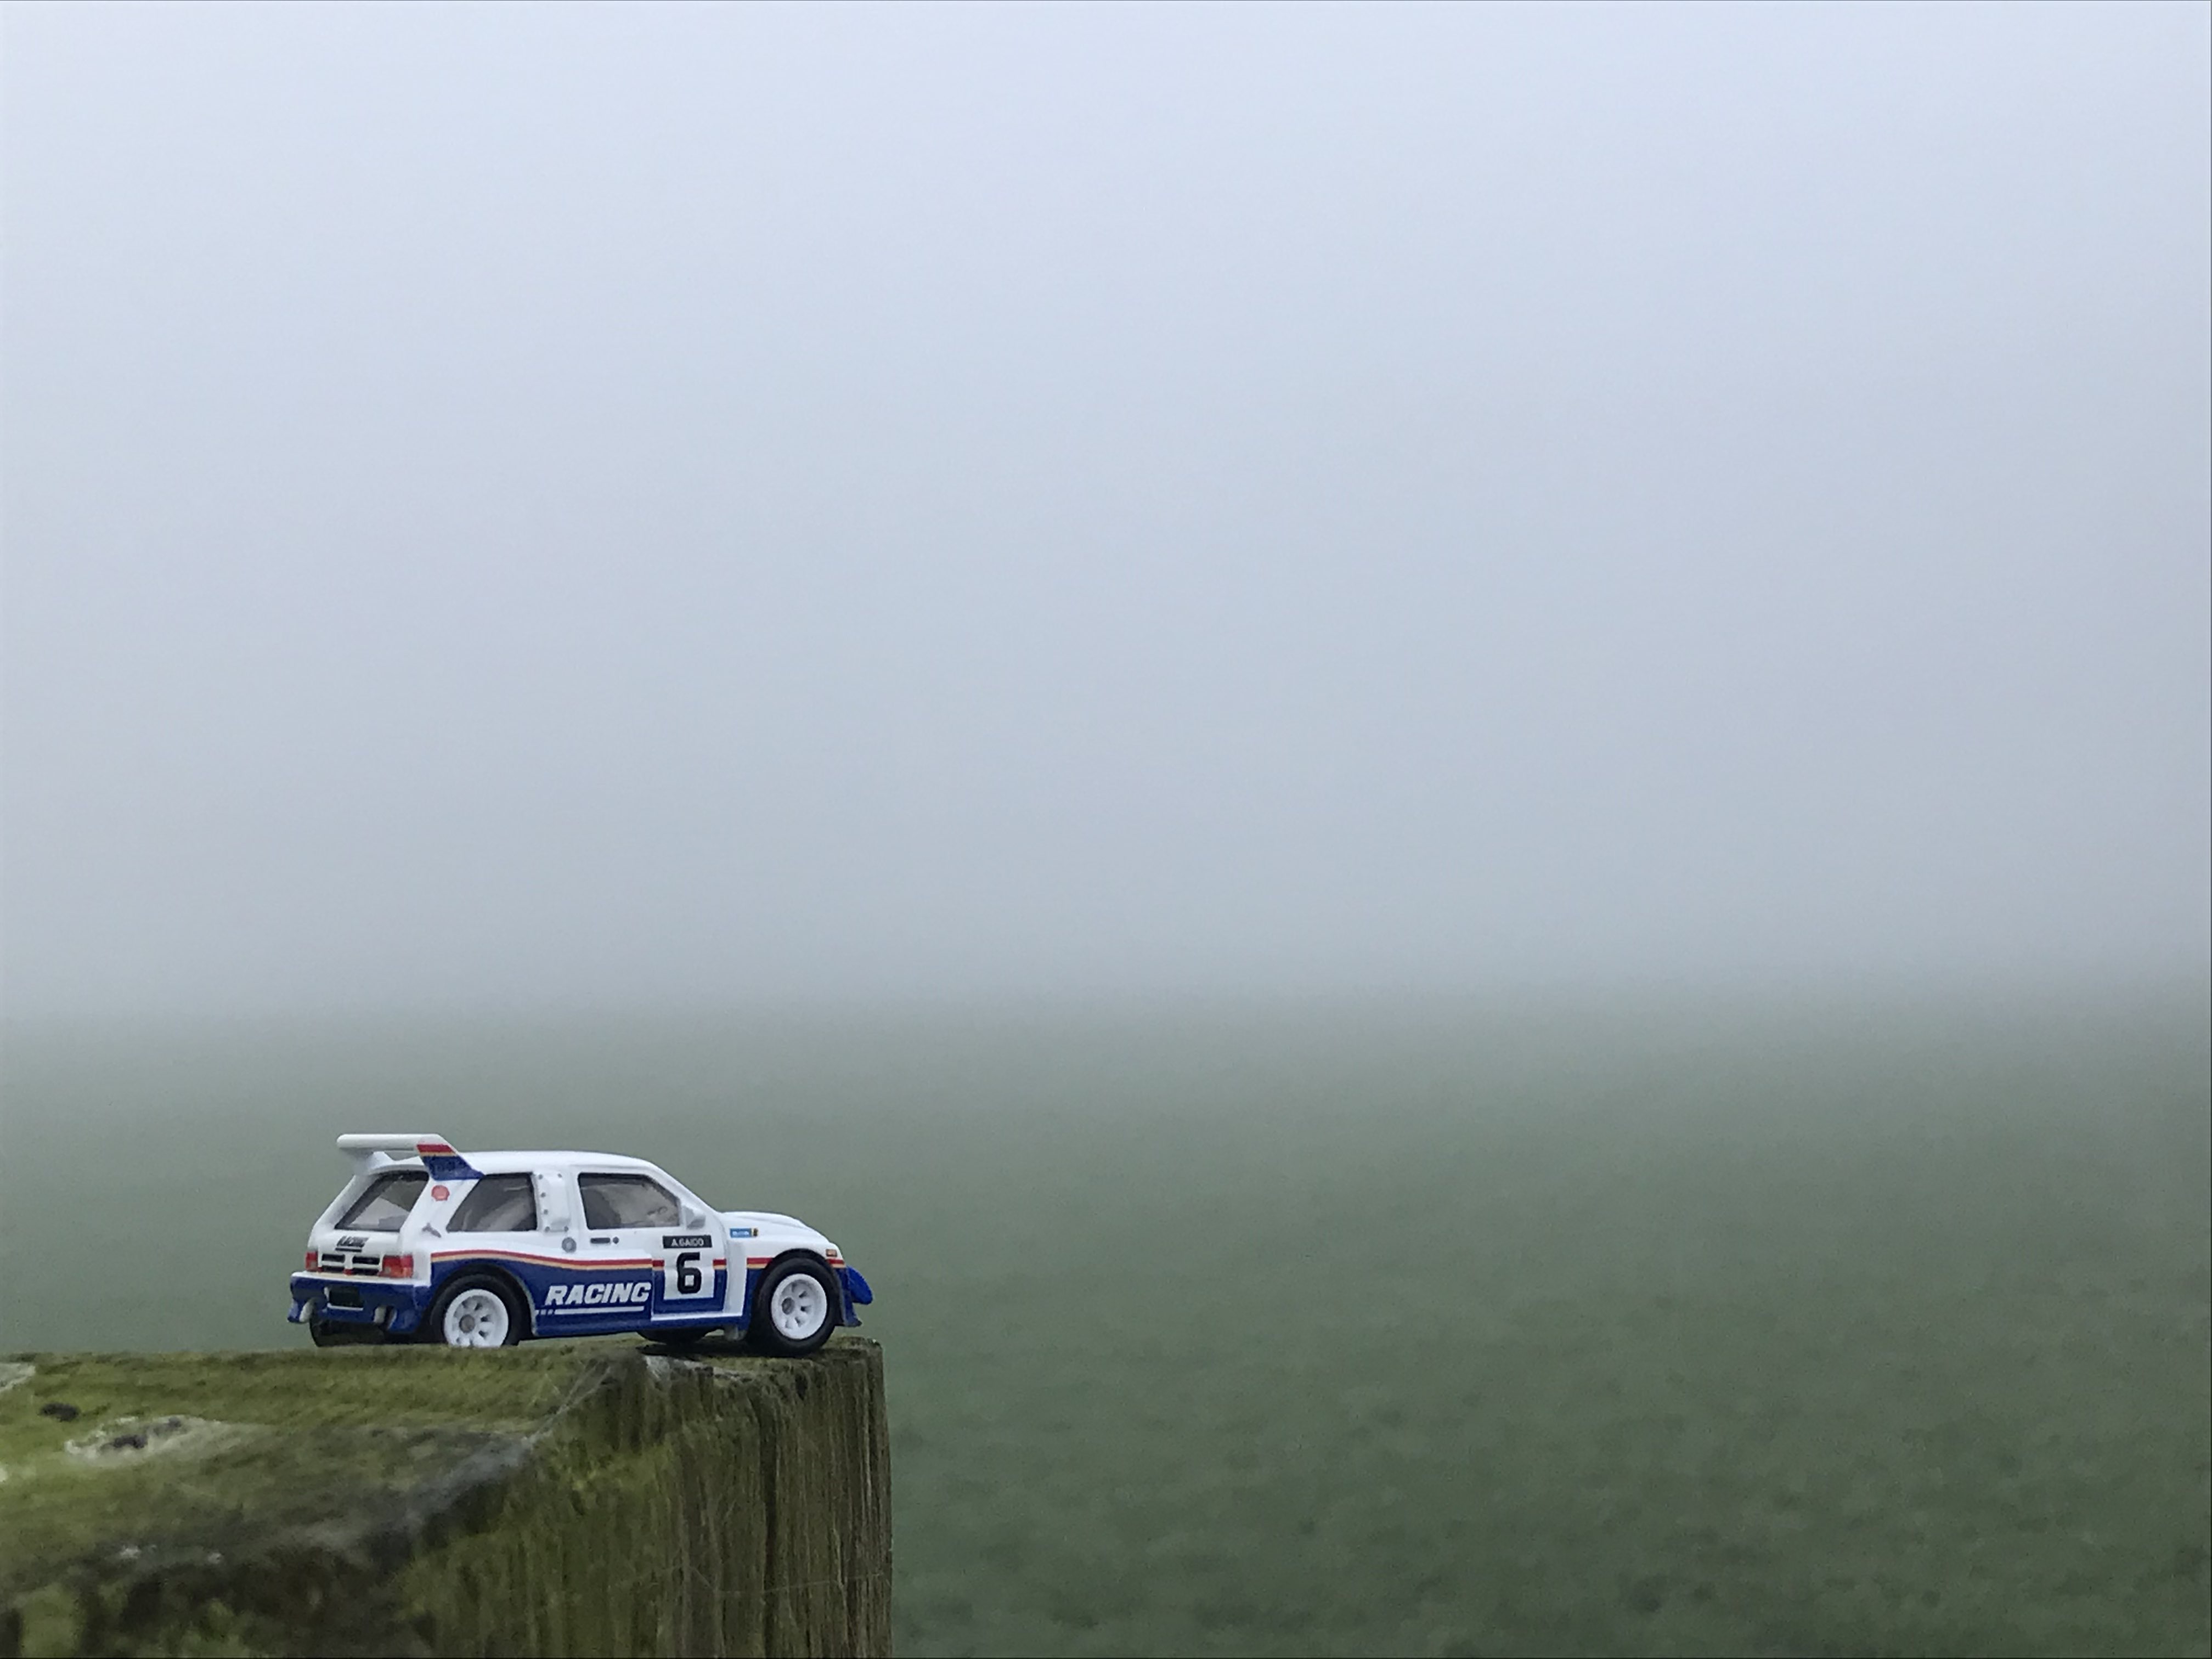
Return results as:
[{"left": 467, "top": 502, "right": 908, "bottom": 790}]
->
[{"left": 3, "top": 5, "right": 2207, "bottom": 1654}]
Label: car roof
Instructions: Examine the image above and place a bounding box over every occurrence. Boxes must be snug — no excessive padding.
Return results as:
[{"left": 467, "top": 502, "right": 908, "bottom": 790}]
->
[{"left": 376, "top": 1150, "right": 674, "bottom": 1177}]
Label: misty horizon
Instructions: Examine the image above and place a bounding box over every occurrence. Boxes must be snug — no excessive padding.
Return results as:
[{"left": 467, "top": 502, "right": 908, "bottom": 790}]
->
[{"left": 4, "top": 4, "right": 2207, "bottom": 1019}]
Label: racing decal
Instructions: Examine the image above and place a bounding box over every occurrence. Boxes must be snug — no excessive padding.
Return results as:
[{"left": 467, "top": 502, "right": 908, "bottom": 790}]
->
[
  {"left": 415, "top": 1141, "right": 485, "bottom": 1180},
  {"left": 428, "top": 1246, "right": 663, "bottom": 1328},
  {"left": 659, "top": 1233, "right": 718, "bottom": 1300},
  {"left": 430, "top": 1248, "right": 653, "bottom": 1270},
  {"left": 543, "top": 1280, "right": 653, "bottom": 1311}
]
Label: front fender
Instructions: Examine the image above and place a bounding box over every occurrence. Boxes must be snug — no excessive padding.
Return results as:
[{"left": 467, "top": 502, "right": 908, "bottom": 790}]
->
[{"left": 736, "top": 1252, "right": 873, "bottom": 1329}]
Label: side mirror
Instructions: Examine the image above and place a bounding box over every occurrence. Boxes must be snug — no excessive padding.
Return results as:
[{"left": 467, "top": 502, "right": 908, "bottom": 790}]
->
[{"left": 681, "top": 1204, "right": 707, "bottom": 1230}]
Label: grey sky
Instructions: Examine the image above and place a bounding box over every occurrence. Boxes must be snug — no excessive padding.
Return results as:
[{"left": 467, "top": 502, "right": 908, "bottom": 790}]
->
[{"left": 3, "top": 2, "right": 2205, "bottom": 1017}]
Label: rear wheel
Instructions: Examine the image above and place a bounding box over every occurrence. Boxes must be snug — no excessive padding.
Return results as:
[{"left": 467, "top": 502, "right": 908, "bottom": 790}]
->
[
  {"left": 746, "top": 1259, "right": 838, "bottom": 1357},
  {"left": 424, "top": 1274, "right": 523, "bottom": 1348}
]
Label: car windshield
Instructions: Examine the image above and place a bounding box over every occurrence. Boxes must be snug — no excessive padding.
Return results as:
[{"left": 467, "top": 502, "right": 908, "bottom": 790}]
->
[
  {"left": 578, "top": 1172, "right": 682, "bottom": 1229},
  {"left": 336, "top": 1170, "right": 427, "bottom": 1232},
  {"left": 448, "top": 1172, "right": 538, "bottom": 1233}
]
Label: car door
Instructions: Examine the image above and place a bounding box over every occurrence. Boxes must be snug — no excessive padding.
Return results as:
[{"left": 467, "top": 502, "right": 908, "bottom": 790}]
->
[
  {"left": 523, "top": 1171, "right": 640, "bottom": 1334},
  {"left": 572, "top": 1171, "right": 687, "bottom": 1330}
]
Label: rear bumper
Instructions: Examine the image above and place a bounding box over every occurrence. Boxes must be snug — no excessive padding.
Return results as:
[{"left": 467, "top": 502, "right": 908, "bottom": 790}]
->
[{"left": 289, "top": 1273, "right": 432, "bottom": 1336}]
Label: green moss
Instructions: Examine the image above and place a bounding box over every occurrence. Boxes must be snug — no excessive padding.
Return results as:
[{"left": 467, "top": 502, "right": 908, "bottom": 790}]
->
[
  {"left": 0, "top": 1339, "right": 889, "bottom": 1658},
  {"left": 0, "top": 1346, "right": 586, "bottom": 1606}
]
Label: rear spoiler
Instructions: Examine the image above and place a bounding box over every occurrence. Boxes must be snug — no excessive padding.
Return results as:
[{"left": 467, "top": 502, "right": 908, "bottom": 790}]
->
[{"left": 335, "top": 1133, "right": 484, "bottom": 1182}]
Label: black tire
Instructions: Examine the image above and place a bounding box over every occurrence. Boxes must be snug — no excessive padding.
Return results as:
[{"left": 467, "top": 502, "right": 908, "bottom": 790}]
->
[
  {"left": 307, "top": 1317, "right": 385, "bottom": 1348},
  {"left": 745, "top": 1259, "right": 839, "bottom": 1358},
  {"left": 420, "top": 1272, "right": 526, "bottom": 1348},
  {"left": 649, "top": 1325, "right": 720, "bottom": 1347}
]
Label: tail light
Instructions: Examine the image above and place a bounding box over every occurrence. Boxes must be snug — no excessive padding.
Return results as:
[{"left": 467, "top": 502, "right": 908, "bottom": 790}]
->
[
  {"left": 304, "top": 1251, "right": 317, "bottom": 1271},
  {"left": 381, "top": 1254, "right": 414, "bottom": 1278}
]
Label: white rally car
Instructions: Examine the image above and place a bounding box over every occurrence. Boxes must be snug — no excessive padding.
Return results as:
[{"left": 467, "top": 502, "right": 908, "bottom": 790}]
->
[{"left": 286, "top": 1135, "right": 872, "bottom": 1353}]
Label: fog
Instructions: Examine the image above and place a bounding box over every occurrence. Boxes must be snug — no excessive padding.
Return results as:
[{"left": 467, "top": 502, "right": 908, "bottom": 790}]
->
[{"left": 3, "top": 3, "right": 2205, "bottom": 1017}]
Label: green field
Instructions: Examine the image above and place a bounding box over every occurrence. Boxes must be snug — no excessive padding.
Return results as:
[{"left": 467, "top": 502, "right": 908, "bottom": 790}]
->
[{"left": 2, "top": 988, "right": 2207, "bottom": 1656}]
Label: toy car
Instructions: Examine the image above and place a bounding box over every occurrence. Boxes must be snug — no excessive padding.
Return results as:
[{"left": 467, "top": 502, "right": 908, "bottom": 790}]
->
[{"left": 286, "top": 1133, "right": 872, "bottom": 1353}]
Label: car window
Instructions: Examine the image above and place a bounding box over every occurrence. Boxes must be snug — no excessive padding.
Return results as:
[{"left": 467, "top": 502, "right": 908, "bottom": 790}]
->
[
  {"left": 447, "top": 1173, "right": 538, "bottom": 1233},
  {"left": 578, "top": 1173, "right": 681, "bottom": 1229},
  {"left": 337, "top": 1170, "right": 427, "bottom": 1232}
]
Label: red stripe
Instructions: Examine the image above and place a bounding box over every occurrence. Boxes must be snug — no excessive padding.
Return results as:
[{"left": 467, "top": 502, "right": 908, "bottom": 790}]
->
[{"left": 430, "top": 1249, "right": 654, "bottom": 1269}]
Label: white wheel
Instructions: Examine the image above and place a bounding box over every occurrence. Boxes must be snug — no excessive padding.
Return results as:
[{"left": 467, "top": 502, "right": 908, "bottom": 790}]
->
[
  {"left": 747, "top": 1258, "right": 838, "bottom": 1357},
  {"left": 441, "top": 1286, "right": 511, "bottom": 1348},
  {"left": 770, "top": 1273, "right": 829, "bottom": 1342}
]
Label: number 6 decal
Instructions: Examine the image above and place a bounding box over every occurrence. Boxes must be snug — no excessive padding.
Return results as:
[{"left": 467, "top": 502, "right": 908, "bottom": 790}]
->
[{"left": 659, "top": 1233, "right": 716, "bottom": 1300}]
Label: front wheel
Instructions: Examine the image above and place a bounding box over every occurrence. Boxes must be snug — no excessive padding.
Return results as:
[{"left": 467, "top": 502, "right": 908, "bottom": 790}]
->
[
  {"left": 745, "top": 1260, "right": 838, "bottom": 1357},
  {"left": 424, "top": 1274, "right": 524, "bottom": 1348}
]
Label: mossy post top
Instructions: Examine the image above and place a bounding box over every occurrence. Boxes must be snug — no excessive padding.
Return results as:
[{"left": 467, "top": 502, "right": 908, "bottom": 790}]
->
[{"left": 1, "top": 1336, "right": 891, "bottom": 1658}]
